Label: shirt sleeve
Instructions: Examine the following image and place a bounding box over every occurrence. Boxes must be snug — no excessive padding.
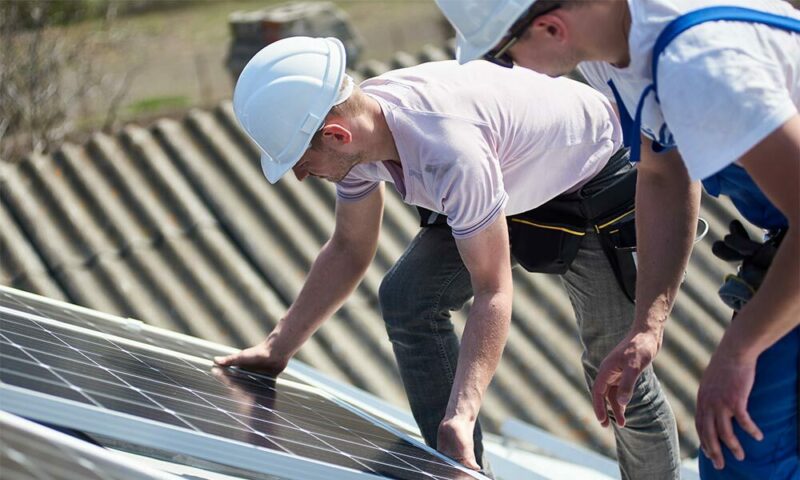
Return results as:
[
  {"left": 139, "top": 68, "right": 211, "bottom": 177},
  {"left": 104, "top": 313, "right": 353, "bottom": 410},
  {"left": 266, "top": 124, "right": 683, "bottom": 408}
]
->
[
  {"left": 658, "top": 25, "right": 798, "bottom": 181},
  {"left": 336, "top": 175, "right": 380, "bottom": 202}
]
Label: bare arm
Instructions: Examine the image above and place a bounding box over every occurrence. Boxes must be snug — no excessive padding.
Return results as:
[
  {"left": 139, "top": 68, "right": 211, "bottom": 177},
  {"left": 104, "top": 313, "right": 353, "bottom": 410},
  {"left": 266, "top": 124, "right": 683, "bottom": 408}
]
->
[
  {"left": 592, "top": 135, "right": 701, "bottom": 426},
  {"left": 723, "top": 115, "right": 800, "bottom": 359},
  {"left": 697, "top": 114, "right": 800, "bottom": 469},
  {"left": 632, "top": 139, "right": 701, "bottom": 338},
  {"left": 436, "top": 214, "right": 514, "bottom": 469},
  {"left": 215, "top": 186, "right": 384, "bottom": 370}
]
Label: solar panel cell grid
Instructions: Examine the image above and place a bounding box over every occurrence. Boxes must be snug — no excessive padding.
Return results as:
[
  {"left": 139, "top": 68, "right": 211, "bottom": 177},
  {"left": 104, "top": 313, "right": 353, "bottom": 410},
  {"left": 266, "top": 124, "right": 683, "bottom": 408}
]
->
[
  {"left": 0, "top": 290, "right": 478, "bottom": 480},
  {"left": 0, "top": 290, "right": 240, "bottom": 364}
]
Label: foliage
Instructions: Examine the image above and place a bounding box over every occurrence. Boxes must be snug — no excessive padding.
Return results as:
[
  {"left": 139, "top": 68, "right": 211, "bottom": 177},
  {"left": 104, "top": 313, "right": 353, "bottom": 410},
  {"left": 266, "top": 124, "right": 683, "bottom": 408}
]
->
[
  {"left": 0, "top": 1, "right": 138, "bottom": 161},
  {"left": 0, "top": 0, "right": 198, "bottom": 30}
]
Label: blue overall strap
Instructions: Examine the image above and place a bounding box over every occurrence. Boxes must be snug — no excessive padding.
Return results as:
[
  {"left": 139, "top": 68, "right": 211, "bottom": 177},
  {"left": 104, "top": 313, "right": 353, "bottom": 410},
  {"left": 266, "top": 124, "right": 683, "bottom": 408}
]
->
[
  {"left": 651, "top": 6, "right": 800, "bottom": 98},
  {"left": 607, "top": 80, "right": 637, "bottom": 150},
  {"left": 629, "top": 6, "right": 800, "bottom": 162}
]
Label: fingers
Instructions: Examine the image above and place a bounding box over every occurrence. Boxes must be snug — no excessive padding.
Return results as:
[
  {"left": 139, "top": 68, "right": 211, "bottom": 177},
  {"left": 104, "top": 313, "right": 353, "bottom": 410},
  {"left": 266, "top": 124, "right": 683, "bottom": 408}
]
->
[
  {"left": 213, "top": 353, "right": 238, "bottom": 366},
  {"left": 699, "top": 409, "right": 725, "bottom": 470},
  {"left": 716, "top": 413, "right": 744, "bottom": 462},
  {"left": 457, "top": 454, "right": 481, "bottom": 471},
  {"left": 591, "top": 367, "right": 612, "bottom": 426},
  {"left": 606, "top": 385, "right": 627, "bottom": 428},
  {"left": 436, "top": 419, "right": 480, "bottom": 471},
  {"left": 734, "top": 407, "right": 763, "bottom": 442},
  {"left": 712, "top": 240, "right": 744, "bottom": 261},
  {"left": 611, "top": 366, "right": 641, "bottom": 427},
  {"left": 214, "top": 350, "right": 257, "bottom": 367},
  {"left": 213, "top": 343, "right": 287, "bottom": 377},
  {"left": 592, "top": 360, "right": 642, "bottom": 428},
  {"left": 729, "top": 220, "right": 747, "bottom": 237}
]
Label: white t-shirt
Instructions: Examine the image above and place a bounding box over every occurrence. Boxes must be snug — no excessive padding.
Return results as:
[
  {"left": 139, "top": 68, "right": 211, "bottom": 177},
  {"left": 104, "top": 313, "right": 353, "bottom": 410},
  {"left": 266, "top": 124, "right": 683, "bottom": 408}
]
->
[
  {"left": 578, "top": 0, "right": 800, "bottom": 181},
  {"left": 337, "top": 61, "right": 622, "bottom": 239}
]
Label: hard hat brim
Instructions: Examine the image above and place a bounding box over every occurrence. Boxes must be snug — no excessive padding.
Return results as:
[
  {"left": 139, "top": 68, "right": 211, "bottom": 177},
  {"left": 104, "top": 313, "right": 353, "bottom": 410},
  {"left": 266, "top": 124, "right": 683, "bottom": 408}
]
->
[
  {"left": 451, "top": 1, "right": 535, "bottom": 65},
  {"left": 261, "top": 153, "right": 295, "bottom": 184}
]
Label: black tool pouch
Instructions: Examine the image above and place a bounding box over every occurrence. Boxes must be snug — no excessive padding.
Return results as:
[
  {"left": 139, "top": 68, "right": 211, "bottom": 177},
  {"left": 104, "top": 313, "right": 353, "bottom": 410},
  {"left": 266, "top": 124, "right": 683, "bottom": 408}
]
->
[
  {"left": 595, "top": 208, "right": 638, "bottom": 303},
  {"left": 507, "top": 163, "right": 638, "bottom": 293},
  {"left": 586, "top": 166, "right": 639, "bottom": 303},
  {"left": 507, "top": 202, "right": 586, "bottom": 274}
]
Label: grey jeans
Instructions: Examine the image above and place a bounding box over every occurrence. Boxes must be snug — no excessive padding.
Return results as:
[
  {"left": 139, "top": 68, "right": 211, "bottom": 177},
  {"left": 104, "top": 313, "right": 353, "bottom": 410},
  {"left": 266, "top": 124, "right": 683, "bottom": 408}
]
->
[{"left": 379, "top": 226, "right": 680, "bottom": 479}]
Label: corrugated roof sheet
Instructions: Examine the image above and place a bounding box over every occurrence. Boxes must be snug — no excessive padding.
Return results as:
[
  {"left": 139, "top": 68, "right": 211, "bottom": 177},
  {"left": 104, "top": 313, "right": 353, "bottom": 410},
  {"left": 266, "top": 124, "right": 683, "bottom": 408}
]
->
[{"left": 0, "top": 45, "right": 747, "bottom": 460}]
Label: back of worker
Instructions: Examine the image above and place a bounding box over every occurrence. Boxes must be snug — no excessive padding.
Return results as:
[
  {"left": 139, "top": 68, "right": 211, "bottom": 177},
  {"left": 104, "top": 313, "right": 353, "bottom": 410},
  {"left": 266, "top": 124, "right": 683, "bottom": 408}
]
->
[{"left": 339, "top": 60, "right": 622, "bottom": 238}]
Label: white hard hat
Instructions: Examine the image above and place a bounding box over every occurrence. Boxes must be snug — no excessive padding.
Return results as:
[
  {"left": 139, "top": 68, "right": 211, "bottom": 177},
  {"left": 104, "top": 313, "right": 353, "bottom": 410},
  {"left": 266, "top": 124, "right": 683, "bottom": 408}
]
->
[
  {"left": 435, "top": 0, "right": 535, "bottom": 64},
  {"left": 233, "top": 36, "right": 347, "bottom": 184}
]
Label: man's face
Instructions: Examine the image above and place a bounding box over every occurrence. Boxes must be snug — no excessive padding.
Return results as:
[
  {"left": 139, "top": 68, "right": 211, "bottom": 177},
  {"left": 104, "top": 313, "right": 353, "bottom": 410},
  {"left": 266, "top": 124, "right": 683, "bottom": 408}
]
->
[{"left": 292, "top": 143, "right": 363, "bottom": 183}]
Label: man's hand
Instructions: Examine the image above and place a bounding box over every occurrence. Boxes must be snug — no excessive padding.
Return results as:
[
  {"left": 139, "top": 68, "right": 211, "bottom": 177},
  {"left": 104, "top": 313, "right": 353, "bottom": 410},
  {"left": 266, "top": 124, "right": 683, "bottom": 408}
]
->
[
  {"left": 437, "top": 417, "right": 480, "bottom": 471},
  {"left": 214, "top": 339, "right": 290, "bottom": 377},
  {"left": 592, "top": 328, "right": 661, "bottom": 427},
  {"left": 695, "top": 345, "right": 763, "bottom": 470}
]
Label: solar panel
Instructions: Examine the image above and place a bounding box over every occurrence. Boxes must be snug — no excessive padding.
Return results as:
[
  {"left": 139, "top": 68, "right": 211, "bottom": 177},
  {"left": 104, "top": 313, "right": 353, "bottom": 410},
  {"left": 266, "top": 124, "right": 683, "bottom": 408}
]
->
[
  {"left": 0, "top": 287, "right": 481, "bottom": 480},
  {"left": 1, "top": 411, "right": 179, "bottom": 480},
  {"left": 0, "top": 288, "right": 303, "bottom": 384},
  {"left": 0, "top": 288, "right": 232, "bottom": 362}
]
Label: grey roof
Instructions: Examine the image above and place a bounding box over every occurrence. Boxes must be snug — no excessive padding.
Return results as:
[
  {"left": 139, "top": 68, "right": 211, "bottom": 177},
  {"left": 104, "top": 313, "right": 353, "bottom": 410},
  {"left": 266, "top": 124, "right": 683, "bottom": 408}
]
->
[{"left": 0, "top": 45, "right": 744, "bottom": 460}]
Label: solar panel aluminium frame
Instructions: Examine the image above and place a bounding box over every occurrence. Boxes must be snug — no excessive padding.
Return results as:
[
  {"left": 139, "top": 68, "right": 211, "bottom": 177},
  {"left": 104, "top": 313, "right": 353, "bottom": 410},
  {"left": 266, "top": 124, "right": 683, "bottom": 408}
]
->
[
  {"left": 2, "top": 384, "right": 375, "bottom": 480},
  {"left": 0, "top": 291, "right": 486, "bottom": 480},
  {"left": 1, "top": 411, "right": 182, "bottom": 480}
]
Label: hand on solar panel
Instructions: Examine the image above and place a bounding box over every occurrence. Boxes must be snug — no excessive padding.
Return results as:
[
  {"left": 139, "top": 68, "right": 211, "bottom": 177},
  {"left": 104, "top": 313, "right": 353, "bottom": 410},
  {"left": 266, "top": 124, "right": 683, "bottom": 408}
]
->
[
  {"left": 213, "top": 338, "right": 289, "bottom": 377},
  {"left": 436, "top": 417, "right": 480, "bottom": 471}
]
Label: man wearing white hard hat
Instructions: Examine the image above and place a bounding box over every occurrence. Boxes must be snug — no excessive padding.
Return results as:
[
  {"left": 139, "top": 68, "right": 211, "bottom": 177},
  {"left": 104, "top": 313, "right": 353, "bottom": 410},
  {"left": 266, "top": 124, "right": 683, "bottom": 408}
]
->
[
  {"left": 215, "top": 36, "right": 680, "bottom": 477},
  {"left": 435, "top": 0, "right": 800, "bottom": 478}
]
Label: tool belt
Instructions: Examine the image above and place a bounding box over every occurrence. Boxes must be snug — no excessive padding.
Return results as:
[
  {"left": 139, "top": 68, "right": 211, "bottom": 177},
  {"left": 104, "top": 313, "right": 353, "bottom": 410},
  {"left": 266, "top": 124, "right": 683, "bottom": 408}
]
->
[
  {"left": 417, "top": 148, "right": 639, "bottom": 303},
  {"left": 507, "top": 155, "right": 638, "bottom": 302}
]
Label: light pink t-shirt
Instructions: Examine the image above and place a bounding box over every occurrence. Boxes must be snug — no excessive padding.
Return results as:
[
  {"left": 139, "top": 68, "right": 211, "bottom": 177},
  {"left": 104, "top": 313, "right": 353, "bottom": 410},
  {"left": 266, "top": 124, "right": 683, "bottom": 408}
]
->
[{"left": 337, "top": 61, "right": 622, "bottom": 239}]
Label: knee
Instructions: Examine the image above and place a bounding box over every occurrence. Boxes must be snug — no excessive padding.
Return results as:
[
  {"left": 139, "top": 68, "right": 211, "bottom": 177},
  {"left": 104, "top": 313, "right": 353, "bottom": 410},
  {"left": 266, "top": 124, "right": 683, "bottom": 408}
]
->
[{"left": 379, "top": 268, "right": 418, "bottom": 334}]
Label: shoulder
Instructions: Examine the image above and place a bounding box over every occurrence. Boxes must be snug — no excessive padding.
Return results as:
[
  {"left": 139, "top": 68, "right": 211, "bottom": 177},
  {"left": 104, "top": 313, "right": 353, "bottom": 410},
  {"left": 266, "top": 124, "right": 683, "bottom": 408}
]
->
[{"left": 576, "top": 62, "right": 616, "bottom": 100}]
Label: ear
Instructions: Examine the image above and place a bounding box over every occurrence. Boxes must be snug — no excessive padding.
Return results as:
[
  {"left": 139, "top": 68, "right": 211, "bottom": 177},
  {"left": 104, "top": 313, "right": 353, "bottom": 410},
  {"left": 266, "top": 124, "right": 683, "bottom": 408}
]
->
[
  {"left": 532, "top": 11, "right": 568, "bottom": 42},
  {"left": 320, "top": 123, "right": 352, "bottom": 146}
]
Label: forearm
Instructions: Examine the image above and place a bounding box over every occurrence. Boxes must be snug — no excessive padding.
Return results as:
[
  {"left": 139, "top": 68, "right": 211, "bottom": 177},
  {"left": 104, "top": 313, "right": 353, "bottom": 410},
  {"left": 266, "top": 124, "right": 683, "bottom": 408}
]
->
[
  {"left": 720, "top": 228, "right": 800, "bottom": 360},
  {"left": 633, "top": 151, "right": 701, "bottom": 336},
  {"left": 444, "top": 290, "right": 513, "bottom": 422},
  {"left": 725, "top": 115, "right": 800, "bottom": 359},
  {"left": 267, "top": 238, "right": 374, "bottom": 357}
]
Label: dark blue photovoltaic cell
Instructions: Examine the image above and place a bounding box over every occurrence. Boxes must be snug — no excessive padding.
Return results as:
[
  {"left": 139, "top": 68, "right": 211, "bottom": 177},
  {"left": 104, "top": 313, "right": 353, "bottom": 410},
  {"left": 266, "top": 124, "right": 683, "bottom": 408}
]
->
[{"left": 0, "top": 290, "right": 475, "bottom": 480}]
